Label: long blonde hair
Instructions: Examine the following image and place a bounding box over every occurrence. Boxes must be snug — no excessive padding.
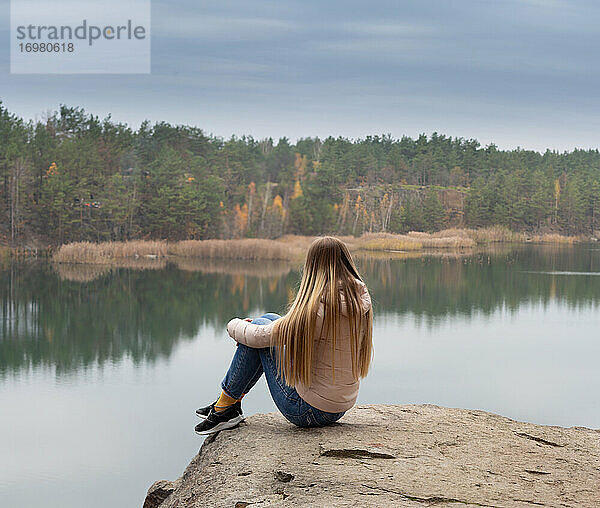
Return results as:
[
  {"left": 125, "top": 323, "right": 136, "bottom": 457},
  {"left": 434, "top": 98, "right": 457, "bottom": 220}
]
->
[{"left": 272, "top": 236, "right": 373, "bottom": 387}]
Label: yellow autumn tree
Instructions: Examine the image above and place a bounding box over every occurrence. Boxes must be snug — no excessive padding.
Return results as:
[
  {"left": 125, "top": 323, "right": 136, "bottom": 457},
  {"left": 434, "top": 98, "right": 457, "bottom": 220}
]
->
[
  {"left": 272, "top": 194, "right": 284, "bottom": 213},
  {"left": 291, "top": 154, "right": 307, "bottom": 203},
  {"left": 234, "top": 203, "right": 248, "bottom": 237},
  {"left": 294, "top": 153, "right": 307, "bottom": 178},
  {"left": 262, "top": 194, "right": 286, "bottom": 237},
  {"left": 46, "top": 162, "right": 58, "bottom": 177},
  {"left": 292, "top": 179, "right": 303, "bottom": 199}
]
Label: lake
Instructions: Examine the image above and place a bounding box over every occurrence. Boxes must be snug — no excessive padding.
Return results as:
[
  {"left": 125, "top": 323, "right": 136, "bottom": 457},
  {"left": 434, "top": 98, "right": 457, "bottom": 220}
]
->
[{"left": 1, "top": 244, "right": 599, "bottom": 508}]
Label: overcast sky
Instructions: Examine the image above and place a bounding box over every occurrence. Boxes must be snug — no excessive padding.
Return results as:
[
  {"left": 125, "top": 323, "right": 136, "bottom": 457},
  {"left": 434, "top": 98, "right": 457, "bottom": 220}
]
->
[{"left": 1, "top": 0, "right": 599, "bottom": 152}]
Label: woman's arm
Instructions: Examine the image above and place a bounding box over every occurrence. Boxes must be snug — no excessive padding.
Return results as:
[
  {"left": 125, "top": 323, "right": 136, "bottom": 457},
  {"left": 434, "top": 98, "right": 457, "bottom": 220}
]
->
[
  {"left": 337, "top": 280, "right": 372, "bottom": 316},
  {"left": 358, "top": 280, "right": 372, "bottom": 312},
  {"left": 226, "top": 318, "right": 274, "bottom": 348}
]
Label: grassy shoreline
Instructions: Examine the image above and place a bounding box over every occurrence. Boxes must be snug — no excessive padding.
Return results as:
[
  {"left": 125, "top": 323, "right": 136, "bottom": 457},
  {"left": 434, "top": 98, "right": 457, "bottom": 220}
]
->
[
  {"left": 0, "top": 245, "right": 48, "bottom": 260},
  {"left": 50, "top": 227, "right": 592, "bottom": 265}
]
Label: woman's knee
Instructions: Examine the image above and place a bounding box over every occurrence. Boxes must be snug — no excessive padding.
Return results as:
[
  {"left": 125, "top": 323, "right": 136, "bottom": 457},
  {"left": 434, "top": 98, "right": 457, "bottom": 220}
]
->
[
  {"left": 312, "top": 409, "right": 345, "bottom": 426},
  {"left": 250, "top": 317, "right": 272, "bottom": 325},
  {"left": 261, "top": 312, "right": 281, "bottom": 321},
  {"left": 282, "top": 407, "right": 346, "bottom": 428},
  {"left": 280, "top": 409, "right": 313, "bottom": 428}
]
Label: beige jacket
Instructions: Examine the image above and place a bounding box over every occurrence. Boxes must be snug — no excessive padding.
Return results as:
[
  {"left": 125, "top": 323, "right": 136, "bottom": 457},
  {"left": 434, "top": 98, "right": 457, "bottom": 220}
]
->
[{"left": 226, "top": 279, "right": 372, "bottom": 413}]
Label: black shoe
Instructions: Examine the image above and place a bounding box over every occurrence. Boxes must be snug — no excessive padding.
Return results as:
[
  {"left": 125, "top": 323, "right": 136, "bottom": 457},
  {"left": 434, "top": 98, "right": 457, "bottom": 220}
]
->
[
  {"left": 195, "top": 402, "right": 244, "bottom": 435},
  {"left": 195, "top": 400, "right": 217, "bottom": 419}
]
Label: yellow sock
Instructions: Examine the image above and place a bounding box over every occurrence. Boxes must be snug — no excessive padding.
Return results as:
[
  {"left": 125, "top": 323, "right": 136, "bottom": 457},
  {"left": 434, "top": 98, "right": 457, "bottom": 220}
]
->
[{"left": 214, "top": 390, "right": 240, "bottom": 412}]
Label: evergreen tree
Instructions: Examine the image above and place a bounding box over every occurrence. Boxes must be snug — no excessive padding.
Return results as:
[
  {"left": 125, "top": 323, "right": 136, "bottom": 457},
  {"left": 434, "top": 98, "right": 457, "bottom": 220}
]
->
[{"left": 422, "top": 189, "right": 446, "bottom": 232}]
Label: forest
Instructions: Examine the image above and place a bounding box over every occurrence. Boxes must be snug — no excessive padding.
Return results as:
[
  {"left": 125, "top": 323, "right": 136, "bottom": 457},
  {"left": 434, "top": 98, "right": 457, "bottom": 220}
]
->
[{"left": 1, "top": 102, "right": 599, "bottom": 246}]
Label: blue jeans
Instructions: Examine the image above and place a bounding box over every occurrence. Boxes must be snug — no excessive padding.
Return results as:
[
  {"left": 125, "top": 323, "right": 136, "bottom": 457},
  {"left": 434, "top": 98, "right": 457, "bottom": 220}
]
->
[{"left": 221, "top": 313, "right": 346, "bottom": 428}]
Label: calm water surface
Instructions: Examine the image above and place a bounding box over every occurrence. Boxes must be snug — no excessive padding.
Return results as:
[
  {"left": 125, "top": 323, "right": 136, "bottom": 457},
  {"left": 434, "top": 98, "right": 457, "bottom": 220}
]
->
[{"left": 1, "top": 245, "right": 599, "bottom": 508}]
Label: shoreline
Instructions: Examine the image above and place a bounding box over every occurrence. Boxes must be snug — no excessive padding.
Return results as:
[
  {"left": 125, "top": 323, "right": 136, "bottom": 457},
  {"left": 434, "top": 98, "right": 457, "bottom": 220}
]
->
[
  {"left": 51, "top": 228, "right": 594, "bottom": 265},
  {"left": 1, "top": 228, "right": 595, "bottom": 265}
]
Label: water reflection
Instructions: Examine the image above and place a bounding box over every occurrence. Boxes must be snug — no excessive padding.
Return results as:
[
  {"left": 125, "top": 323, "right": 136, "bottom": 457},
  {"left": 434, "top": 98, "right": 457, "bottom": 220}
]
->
[{"left": 1, "top": 245, "right": 599, "bottom": 377}]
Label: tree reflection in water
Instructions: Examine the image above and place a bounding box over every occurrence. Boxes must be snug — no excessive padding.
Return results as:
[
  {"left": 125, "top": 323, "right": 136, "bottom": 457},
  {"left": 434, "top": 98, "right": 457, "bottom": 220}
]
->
[{"left": 1, "top": 244, "right": 599, "bottom": 376}]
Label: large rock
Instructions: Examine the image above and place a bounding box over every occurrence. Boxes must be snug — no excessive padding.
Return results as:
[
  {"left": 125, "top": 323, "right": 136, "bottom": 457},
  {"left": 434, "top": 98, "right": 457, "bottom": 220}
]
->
[
  {"left": 144, "top": 404, "right": 600, "bottom": 507},
  {"left": 143, "top": 480, "right": 181, "bottom": 508}
]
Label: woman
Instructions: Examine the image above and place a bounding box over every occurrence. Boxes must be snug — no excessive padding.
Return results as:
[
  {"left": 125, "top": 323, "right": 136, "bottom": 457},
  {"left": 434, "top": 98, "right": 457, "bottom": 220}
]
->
[{"left": 195, "top": 236, "right": 373, "bottom": 434}]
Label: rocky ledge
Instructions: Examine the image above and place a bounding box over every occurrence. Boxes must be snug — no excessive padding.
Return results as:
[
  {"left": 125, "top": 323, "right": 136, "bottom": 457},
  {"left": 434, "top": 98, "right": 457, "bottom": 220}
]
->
[{"left": 144, "top": 404, "right": 599, "bottom": 508}]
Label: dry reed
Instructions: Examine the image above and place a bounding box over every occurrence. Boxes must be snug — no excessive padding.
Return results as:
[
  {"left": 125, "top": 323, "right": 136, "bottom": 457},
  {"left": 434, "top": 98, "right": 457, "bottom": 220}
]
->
[
  {"left": 420, "top": 236, "right": 477, "bottom": 248},
  {"left": 167, "top": 238, "right": 302, "bottom": 261},
  {"left": 355, "top": 233, "right": 424, "bottom": 251},
  {"left": 51, "top": 227, "right": 585, "bottom": 265},
  {"left": 468, "top": 226, "right": 525, "bottom": 243},
  {"left": 357, "top": 232, "right": 475, "bottom": 250},
  {"left": 54, "top": 240, "right": 167, "bottom": 264},
  {"left": 529, "top": 233, "right": 578, "bottom": 244}
]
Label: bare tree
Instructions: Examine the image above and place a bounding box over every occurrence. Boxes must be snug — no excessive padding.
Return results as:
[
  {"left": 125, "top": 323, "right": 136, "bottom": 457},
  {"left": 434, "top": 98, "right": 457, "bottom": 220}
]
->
[{"left": 9, "top": 158, "right": 27, "bottom": 245}]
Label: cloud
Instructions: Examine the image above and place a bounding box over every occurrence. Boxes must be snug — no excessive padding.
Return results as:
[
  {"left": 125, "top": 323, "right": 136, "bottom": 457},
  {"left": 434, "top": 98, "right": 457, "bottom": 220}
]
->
[
  {"left": 509, "top": 0, "right": 569, "bottom": 7},
  {"left": 153, "top": 15, "right": 296, "bottom": 41},
  {"left": 341, "top": 22, "right": 437, "bottom": 37},
  {"left": 0, "top": 0, "right": 599, "bottom": 151}
]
